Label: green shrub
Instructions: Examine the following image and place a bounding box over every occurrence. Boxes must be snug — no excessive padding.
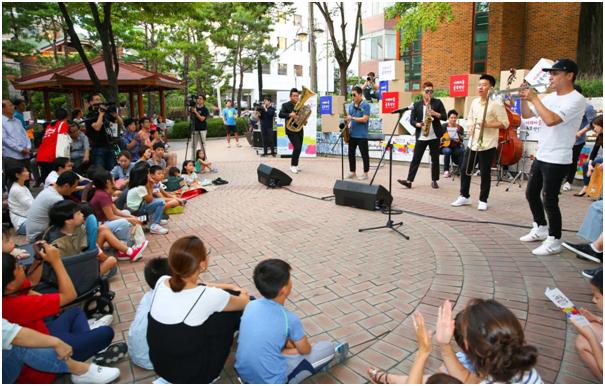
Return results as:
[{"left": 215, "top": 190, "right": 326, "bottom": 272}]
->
[
  {"left": 576, "top": 77, "right": 603, "bottom": 98},
  {"left": 168, "top": 117, "right": 248, "bottom": 139}
]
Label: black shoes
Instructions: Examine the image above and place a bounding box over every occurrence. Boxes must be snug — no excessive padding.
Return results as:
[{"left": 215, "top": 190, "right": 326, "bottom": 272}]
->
[
  {"left": 398, "top": 179, "right": 412, "bottom": 188},
  {"left": 582, "top": 267, "right": 602, "bottom": 279},
  {"left": 562, "top": 241, "right": 603, "bottom": 263},
  {"left": 431, "top": 181, "right": 439, "bottom": 189},
  {"left": 212, "top": 177, "right": 228, "bottom": 185}
]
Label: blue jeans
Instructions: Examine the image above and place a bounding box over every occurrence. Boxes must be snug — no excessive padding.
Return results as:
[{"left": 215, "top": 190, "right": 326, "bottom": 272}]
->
[
  {"left": 91, "top": 147, "right": 116, "bottom": 171},
  {"left": 578, "top": 200, "right": 603, "bottom": 242},
  {"left": 3, "top": 346, "right": 69, "bottom": 383},
  {"left": 16, "top": 222, "right": 26, "bottom": 235},
  {"left": 46, "top": 307, "right": 114, "bottom": 361},
  {"left": 103, "top": 218, "right": 131, "bottom": 244},
  {"left": 583, "top": 156, "right": 603, "bottom": 186},
  {"left": 441, "top": 146, "right": 465, "bottom": 172},
  {"left": 85, "top": 215, "right": 98, "bottom": 251},
  {"left": 140, "top": 199, "right": 165, "bottom": 225}
]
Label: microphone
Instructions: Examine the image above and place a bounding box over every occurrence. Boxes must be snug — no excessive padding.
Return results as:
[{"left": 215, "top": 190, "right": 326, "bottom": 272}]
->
[
  {"left": 339, "top": 122, "right": 345, "bottom": 129},
  {"left": 390, "top": 107, "right": 410, "bottom": 115}
]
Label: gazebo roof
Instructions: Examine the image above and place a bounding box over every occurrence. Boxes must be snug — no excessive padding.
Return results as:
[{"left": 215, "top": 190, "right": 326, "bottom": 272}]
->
[{"left": 12, "top": 56, "right": 183, "bottom": 92}]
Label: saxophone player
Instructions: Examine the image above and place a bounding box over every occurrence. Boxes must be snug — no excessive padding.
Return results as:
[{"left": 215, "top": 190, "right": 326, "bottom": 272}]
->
[
  {"left": 278, "top": 88, "right": 303, "bottom": 174},
  {"left": 345, "top": 86, "right": 371, "bottom": 180},
  {"left": 398, "top": 81, "right": 447, "bottom": 189}
]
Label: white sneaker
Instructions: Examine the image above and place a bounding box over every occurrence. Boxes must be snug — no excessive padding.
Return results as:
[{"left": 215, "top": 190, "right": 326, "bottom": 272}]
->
[
  {"left": 296, "top": 166, "right": 302, "bottom": 172},
  {"left": 443, "top": 170, "right": 450, "bottom": 178},
  {"left": 477, "top": 201, "right": 488, "bottom": 211},
  {"left": 159, "top": 219, "right": 169, "bottom": 226},
  {"left": 358, "top": 174, "right": 369, "bottom": 181},
  {"left": 451, "top": 196, "right": 471, "bottom": 207},
  {"left": 532, "top": 236, "right": 562, "bottom": 256},
  {"left": 88, "top": 315, "right": 113, "bottom": 330},
  {"left": 290, "top": 166, "right": 298, "bottom": 174},
  {"left": 150, "top": 224, "right": 169, "bottom": 235},
  {"left": 520, "top": 222, "right": 549, "bottom": 242},
  {"left": 346, "top": 172, "right": 356, "bottom": 179},
  {"left": 71, "top": 363, "right": 120, "bottom": 384},
  {"left": 562, "top": 182, "right": 571, "bottom": 191}
]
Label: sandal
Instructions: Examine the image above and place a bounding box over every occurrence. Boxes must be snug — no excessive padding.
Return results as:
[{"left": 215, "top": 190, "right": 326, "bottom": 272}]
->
[
  {"left": 574, "top": 191, "right": 587, "bottom": 197},
  {"left": 93, "top": 342, "right": 128, "bottom": 366},
  {"left": 368, "top": 367, "right": 389, "bottom": 384}
]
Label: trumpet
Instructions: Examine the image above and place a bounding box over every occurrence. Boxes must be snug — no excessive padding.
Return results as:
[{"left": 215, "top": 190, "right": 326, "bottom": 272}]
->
[{"left": 489, "top": 82, "right": 551, "bottom": 103}]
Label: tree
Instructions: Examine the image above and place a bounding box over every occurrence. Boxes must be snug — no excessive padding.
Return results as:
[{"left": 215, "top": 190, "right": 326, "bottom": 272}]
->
[
  {"left": 385, "top": 2, "right": 453, "bottom": 49},
  {"left": 314, "top": 2, "right": 362, "bottom": 96}
]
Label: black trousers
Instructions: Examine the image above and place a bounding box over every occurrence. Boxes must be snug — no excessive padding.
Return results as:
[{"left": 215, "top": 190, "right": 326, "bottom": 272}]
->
[
  {"left": 38, "top": 161, "right": 54, "bottom": 183},
  {"left": 526, "top": 159, "right": 570, "bottom": 239},
  {"left": 566, "top": 142, "right": 584, "bottom": 183},
  {"left": 286, "top": 129, "right": 304, "bottom": 166},
  {"left": 261, "top": 126, "right": 275, "bottom": 155},
  {"left": 406, "top": 138, "right": 440, "bottom": 182},
  {"left": 460, "top": 147, "right": 497, "bottom": 203},
  {"left": 348, "top": 137, "right": 370, "bottom": 173}
]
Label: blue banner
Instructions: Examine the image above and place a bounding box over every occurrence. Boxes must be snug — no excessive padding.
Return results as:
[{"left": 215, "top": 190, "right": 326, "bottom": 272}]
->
[
  {"left": 379, "top": 80, "right": 389, "bottom": 94},
  {"left": 319, "top": 96, "right": 332, "bottom": 115}
]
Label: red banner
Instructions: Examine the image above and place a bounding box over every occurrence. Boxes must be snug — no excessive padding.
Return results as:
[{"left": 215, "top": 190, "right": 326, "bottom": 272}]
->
[
  {"left": 450, "top": 74, "right": 469, "bottom": 97},
  {"left": 381, "top": 91, "right": 399, "bottom": 113}
]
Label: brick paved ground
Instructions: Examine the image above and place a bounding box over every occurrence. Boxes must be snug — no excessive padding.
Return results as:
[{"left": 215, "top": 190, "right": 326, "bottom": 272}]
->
[{"left": 93, "top": 139, "right": 600, "bottom": 384}]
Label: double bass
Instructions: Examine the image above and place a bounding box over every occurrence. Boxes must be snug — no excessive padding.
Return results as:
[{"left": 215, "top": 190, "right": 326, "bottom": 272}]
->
[{"left": 496, "top": 69, "right": 523, "bottom": 166}]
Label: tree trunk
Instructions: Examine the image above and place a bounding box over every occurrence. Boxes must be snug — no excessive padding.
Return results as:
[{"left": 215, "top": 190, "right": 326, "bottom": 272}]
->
[
  {"left": 237, "top": 50, "right": 244, "bottom": 116},
  {"left": 577, "top": 2, "right": 602, "bottom": 76},
  {"left": 338, "top": 63, "right": 347, "bottom": 96},
  {"left": 194, "top": 54, "right": 203, "bottom": 95}
]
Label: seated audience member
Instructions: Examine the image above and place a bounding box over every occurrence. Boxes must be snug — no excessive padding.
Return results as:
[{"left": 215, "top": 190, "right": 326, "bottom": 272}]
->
[
  {"left": 121, "top": 118, "right": 142, "bottom": 162},
  {"left": 236, "top": 259, "right": 347, "bottom": 384},
  {"left": 165, "top": 167, "right": 185, "bottom": 192},
  {"left": 149, "top": 165, "right": 186, "bottom": 209},
  {"left": 2, "top": 245, "right": 123, "bottom": 383},
  {"left": 149, "top": 128, "right": 177, "bottom": 168},
  {"left": 147, "top": 142, "right": 167, "bottom": 170},
  {"left": 147, "top": 236, "right": 249, "bottom": 383},
  {"left": 3, "top": 226, "right": 30, "bottom": 261},
  {"left": 2, "top": 318, "right": 120, "bottom": 384},
  {"left": 36, "top": 108, "right": 70, "bottom": 183},
  {"left": 111, "top": 150, "right": 134, "bottom": 190},
  {"left": 137, "top": 146, "right": 153, "bottom": 164},
  {"left": 441, "top": 110, "right": 465, "bottom": 177},
  {"left": 571, "top": 269, "right": 603, "bottom": 381},
  {"left": 563, "top": 199, "right": 603, "bottom": 277},
  {"left": 68, "top": 120, "right": 90, "bottom": 174},
  {"left": 44, "top": 157, "right": 73, "bottom": 188},
  {"left": 26, "top": 171, "right": 80, "bottom": 242},
  {"left": 576, "top": 115, "right": 603, "bottom": 197},
  {"left": 7, "top": 165, "right": 34, "bottom": 235},
  {"left": 195, "top": 149, "right": 217, "bottom": 173},
  {"left": 128, "top": 257, "right": 171, "bottom": 370},
  {"left": 181, "top": 160, "right": 201, "bottom": 188},
  {"left": 126, "top": 163, "right": 168, "bottom": 235}
]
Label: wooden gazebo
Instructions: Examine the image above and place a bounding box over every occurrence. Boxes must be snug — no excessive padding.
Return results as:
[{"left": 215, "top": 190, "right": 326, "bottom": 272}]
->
[{"left": 12, "top": 57, "right": 183, "bottom": 120}]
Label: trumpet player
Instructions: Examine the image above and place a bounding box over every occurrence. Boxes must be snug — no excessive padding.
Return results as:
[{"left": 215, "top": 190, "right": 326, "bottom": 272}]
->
[
  {"left": 278, "top": 88, "right": 303, "bottom": 174},
  {"left": 451, "top": 74, "right": 508, "bottom": 211},
  {"left": 398, "top": 81, "right": 446, "bottom": 189},
  {"left": 518, "top": 59, "right": 586, "bottom": 256}
]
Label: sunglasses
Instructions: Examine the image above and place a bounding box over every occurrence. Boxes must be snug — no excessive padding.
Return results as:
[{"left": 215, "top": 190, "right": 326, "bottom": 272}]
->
[{"left": 424, "top": 89, "right": 434, "bottom": 94}]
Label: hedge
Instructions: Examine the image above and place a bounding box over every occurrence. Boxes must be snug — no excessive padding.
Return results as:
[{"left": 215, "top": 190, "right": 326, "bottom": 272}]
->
[
  {"left": 168, "top": 117, "right": 248, "bottom": 139},
  {"left": 576, "top": 77, "right": 603, "bottom": 98}
]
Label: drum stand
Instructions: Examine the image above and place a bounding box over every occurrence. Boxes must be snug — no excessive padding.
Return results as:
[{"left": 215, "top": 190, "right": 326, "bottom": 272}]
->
[{"left": 506, "top": 128, "right": 531, "bottom": 191}]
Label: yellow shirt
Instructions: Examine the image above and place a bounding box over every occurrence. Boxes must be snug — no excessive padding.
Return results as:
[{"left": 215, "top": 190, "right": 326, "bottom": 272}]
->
[{"left": 466, "top": 98, "right": 510, "bottom": 151}]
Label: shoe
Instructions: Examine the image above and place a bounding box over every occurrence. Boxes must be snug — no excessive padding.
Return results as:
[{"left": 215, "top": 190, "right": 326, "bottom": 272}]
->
[
  {"left": 71, "top": 363, "right": 120, "bottom": 384},
  {"left": 320, "top": 342, "right": 350, "bottom": 372},
  {"left": 260, "top": 154, "right": 267, "bottom": 157},
  {"left": 236, "top": 143, "right": 242, "bottom": 147},
  {"left": 582, "top": 267, "right": 602, "bottom": 279},
  {"left": 296, "top": 166, "right": 302, "bottom": 172},
  {"left": 451, "top": 196, "right": 471, "bottom": 207},
  {"left": 520, "top": 222, "right": 549, "bottom": 242},
  {"left": 532, "top": 236, "right": 562, "bottom": 256},
  {"left": 210, "top": 168, "right": 219, "bottom": 173},
  {"left": 562, "top": 241, "right": 603, "bottom": 263},
  {"left": 159, "top": 219, "right": 169, "bottom": 226},
  {"left": 117, "top": 240, "right": 148, "bottom": 262},
  {"left": 227, "top": 144, "right": 231, "bottom": 148},
  {"left": 574, "top": 190, "right": 587, "bottom": 197},
  {"left": 290, "top": 166, "right": 298, "bottom": 174},
  {"left": 562, "top": 182, "right": 572, "bottom": 192},
  {"left": 93, "top": 342, "right": 128, "bottom": 366},
  {"left": 88, "top": 315, "right": 113, "bottom": 330},
  {"left": 477, "top": 201, "right": 488, "bottom": 211},
  {"left": 213, "top": 177, "right": 228, "bottom": 185},
  {"left": 443, "top": 170, "right": 450, "bottom": 178},
  {"left": 358, "top": 174, "right": 368, "bottom": 181},
  {"left": 271, "top": 153, "right": 276, "bottom": 157},
  {"left": 431, "top": 181, "right": 439, "bottom": 189},
  {"left": 150, "top": 224, "right": 169, "bottom": 235},
  {"left": 397, "top": 179, "right": 412, "bottom": 188},
  {"left": 346, "top": 172, "right": 356, "bottom": 179}
]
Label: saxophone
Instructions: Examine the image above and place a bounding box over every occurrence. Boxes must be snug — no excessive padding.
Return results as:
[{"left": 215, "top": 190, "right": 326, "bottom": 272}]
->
[
  {"left": 286, "top": 86, "right": 316, "bottom": 132},
  {"left": 423, "top": 104, "right": 433, "bottom": 137}
]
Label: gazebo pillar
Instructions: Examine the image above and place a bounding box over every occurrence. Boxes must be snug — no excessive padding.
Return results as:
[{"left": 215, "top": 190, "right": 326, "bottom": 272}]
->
[
  {"left": 128, "top": 91, "right": 135, "bottom": 117},
  {"left": 159, "top": 88, "right": 166, "bottom": 119},
  {"left": 43, "top": 90, "right": 51, "bottom": 121},
  {"left": 137, "top": 88, "right": 144, "bottom": 118},
  {"left": 73, "top": 90, "right": 82, "bottom": 109}
]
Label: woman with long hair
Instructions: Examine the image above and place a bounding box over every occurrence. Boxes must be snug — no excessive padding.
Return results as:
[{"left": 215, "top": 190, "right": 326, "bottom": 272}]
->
[{"left": 6, "top": 165, "right": 33, "bottom": 235}]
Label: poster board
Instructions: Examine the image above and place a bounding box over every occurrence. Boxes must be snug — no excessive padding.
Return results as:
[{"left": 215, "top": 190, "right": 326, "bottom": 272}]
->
[{"left": 276, "top": 91, "right": 317, "bottom": 157}]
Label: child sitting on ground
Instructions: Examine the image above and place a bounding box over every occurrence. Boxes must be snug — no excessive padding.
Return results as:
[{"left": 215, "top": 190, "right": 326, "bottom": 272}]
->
[
  {"left": 195, "top": 149, "right": 218, "bottom": 173},
  {"left": 111, "top": 151, "right": 134, "bottom": 190},
  {"left": 181, "top": 160, "right": 201, "bottom": 188},
  {"left": 235, "top": 258, "right": 348, "bottom": 384},
  {"left": 44, "top": 157, "right": 73, "bottom": 188},
  {"left": 128, "top": 257, "right": 171, "bottom": 370},
  {"left": 165, "top": 167, "right": 185, "bottom": 192},
  {"left": 149, "top": 165, "right": 186, "bottom": 208}
]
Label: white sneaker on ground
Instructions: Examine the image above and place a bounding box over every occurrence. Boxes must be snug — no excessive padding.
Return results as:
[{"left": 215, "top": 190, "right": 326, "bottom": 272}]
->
[
  {"left": 296, "top": 166, "right": 302, "bottom": 172},
  {"left": 346, "top": 173, "right": 356, "bottom": 179},
  {"left": 159, "top": 219, "right": 168, "bottom": 226},
  {"left": 532, "top": 236, "right": 562, "bottom": 256},
  {"left": 451, "top": 196, "right": 471, "bottom": 207},
  {"left": 520, "top": 222, "right": 549, "bottom": 242},
  {"left": 443, "top": 170, "right": 450, "bottom": 178},
  {"left": 227, "top": 144, "right": 231, "bottom": 148},
  {"left": 236, "top": 143, "right": 242, "bottom": 147},
  {"left": 150, "top": 224, "right": 169, "bottom": 235},
  {"left": 71, "top": 364, "right": 120, "bottom": 384},
  {"left": 562, "top": 181, "right": 572, "bottom": 191},
  {"left": 477, "top": 201, "right": 488, "bottom": 211},
  {"left": 88, "top": 315, "right": 113, "bottom": 330},
  {"left": 290, "top": 166, "right": 298, "bottom": 174},
  {"left": 358, "top": 174, "right": 369, "bottom": 181}
]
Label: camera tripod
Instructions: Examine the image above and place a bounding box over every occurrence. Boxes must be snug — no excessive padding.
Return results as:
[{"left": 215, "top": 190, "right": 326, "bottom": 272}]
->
[{"left": 184, "top": 112, "right": 207, "bottom": 161}]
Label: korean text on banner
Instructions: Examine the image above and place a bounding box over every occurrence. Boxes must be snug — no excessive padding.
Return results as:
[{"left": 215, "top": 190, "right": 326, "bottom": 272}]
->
[
  {"left": 381, "top": 92, "right": 400, "bottom": 114},
  {"left": 319, "top": 96, "right": 332, "bottom": 115}
]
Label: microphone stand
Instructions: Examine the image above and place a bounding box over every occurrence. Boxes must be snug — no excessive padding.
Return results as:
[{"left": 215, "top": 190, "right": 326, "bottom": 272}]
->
[
  {"left": 359, "top": 110, "right": 409, "bottom": 239},
  {"left": 320, "top": 124, "right": 347, "bottom": 200}
]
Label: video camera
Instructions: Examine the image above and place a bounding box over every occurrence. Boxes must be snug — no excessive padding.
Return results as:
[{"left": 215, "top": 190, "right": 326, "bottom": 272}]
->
[
  {"left": 91, "top": 102, "right": 117, "bottom": 114},
  {"left": 187, "top": 94, "right": 197, "bottom": 109},
  {"left": 253, "top": 101, "right": 264, "bottom": 111}
]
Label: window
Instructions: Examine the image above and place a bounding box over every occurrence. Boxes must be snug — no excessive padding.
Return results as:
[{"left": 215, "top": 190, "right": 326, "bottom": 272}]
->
[
  {"left": 294, "top": 65, "right": 303, "bottom": 77},
  {"left": 293, "top": 14, "right": 302, "bottom": 26},
  {"left": 401, "top": 30, "right": 422, "bottom": 91},
  {"left": 471, "top": 2, "right": 490, "bottom": 73},
  {"left": 294, "top": 40, "right": 303, "bottom": 52},
  {"left": 360, "top": 31, "right": 396, "bottom": 61},
  {"left": 278, "top": 37, "right": 287, "bottom": 49},
  {"left": 262, "top": 63, "right": 271, "bottom": 74},
  {"left": 278, "top": 63, "right": 288, "bottom": 75}
]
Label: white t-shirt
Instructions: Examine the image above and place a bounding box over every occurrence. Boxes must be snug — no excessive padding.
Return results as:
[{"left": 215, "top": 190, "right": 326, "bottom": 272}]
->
[
  {"left": 126, "top": 185, "right": 148, "bottom": 210},
  {"left": 418, "top": 105, "right": 437, "bottom": 141},
  {"left": 149, "top": 276, "right": 230, "bottom": 327},
  {"left": 44, "top": 171, "right": 59, "bottom": 188},
  {"left": 8, "top": 183, "right": 34, "bottom": 229},
  {"left": 533, "top": 90, "right": 585, "bottom": 164}
]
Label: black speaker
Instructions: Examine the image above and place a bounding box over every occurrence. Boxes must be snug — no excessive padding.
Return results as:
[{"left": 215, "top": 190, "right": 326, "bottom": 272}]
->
[
  {"left": 257, "top": 164, "right": 292, "bottom": 187},
  {"left": 333, "top": 180, "right": 392, "bottom": 211}
]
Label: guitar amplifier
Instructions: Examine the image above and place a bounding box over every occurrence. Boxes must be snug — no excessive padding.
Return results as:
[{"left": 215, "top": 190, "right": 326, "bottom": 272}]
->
[{"left": 333, "top": 180, "right": 392, "bottom": 211}]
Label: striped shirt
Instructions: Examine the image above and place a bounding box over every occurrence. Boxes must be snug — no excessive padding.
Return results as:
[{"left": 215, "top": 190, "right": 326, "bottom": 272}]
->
[{"left": 481, "top": 368, "right": 543, "bottom": 384}]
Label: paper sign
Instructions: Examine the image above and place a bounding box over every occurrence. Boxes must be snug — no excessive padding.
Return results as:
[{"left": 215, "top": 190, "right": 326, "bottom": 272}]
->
[
  {"left": 450, "top": 74, "right": 469, "bottom": 97},
  {"left": 379, "top": 61, "right": 396, "bottom": 81},
  {"left": 319, "top": 96, "right": 332, "bottom": 115},
  {"left": 545, "top": 287, "right": 590, "bottom": 327},
  {"left": 525, "top": 58, "right": 554, "bottom": 93},
  {"left": 381, "top": 92, "right": 399, "bottom": 114}
]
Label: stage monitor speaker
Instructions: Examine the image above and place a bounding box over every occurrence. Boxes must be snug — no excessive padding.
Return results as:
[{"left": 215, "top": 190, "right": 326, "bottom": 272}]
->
[
  {"left": 333, "top": 180, "right": 392, "bottom": 211},
  {"left": 257, "top": 164, "right": 292, "bottom": 188}
]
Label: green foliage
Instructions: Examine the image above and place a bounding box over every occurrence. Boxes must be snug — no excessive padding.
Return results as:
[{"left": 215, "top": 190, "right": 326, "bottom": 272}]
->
[
  {"left": 168, "top": 118, "right": 248, "bottom": 139},
  {"left": 576, "top": 77, "right": 603, "bottom": 98},
  {"left": 385, "top": 2, "right": 453, "bottom": 50},
  {"left": 412, "top": 89, "right": 449, "bottom": 102}
]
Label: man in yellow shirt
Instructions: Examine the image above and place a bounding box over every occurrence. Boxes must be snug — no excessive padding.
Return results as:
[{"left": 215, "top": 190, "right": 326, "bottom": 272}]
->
[{"left": 451, "top": 74, "right": 509, "bottom": 211}]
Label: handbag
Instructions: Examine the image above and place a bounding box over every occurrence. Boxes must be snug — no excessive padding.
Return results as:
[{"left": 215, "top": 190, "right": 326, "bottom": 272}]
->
[{"left": 129, "top": 224, "right": 146, "bottom": 247}]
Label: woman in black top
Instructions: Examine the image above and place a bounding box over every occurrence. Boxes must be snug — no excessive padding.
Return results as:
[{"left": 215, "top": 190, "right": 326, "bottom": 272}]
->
[{"left": 576, "top": 115, "right": 603, "bottom": 196}]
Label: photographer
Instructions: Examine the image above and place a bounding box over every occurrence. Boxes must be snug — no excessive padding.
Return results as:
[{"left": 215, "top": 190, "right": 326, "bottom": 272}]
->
[
  {"left": 362, "top": 72, "right": 379, "bottom": 102},
  {"left": 190, "top": 95, "right": 209, "bottom": 158},
  {"left": 259, "top": 96, "right": 276, "bottom": 157},
  {"left": 85, "top": 94, "right": 122, "bottom": 171}
]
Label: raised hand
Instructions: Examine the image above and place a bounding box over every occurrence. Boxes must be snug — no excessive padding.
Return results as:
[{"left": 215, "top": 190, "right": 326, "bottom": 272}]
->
[
  {"left": 412, "top": 312, "right": 433, "bottom": 355},
  {"left": 435, "top": 300, "right": 455, "bottom": 345}
]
